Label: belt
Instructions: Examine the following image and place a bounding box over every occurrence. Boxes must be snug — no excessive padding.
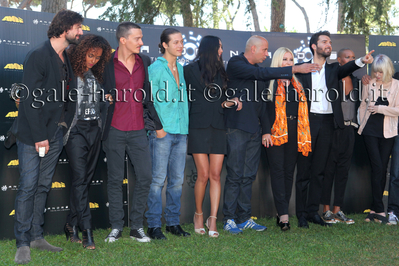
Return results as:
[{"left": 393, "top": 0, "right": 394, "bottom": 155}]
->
[
  {"left": 287, "top": 115, "right": 297, "bottom": 120},
  {"left": 344, "top": 120, "right": 359, "bottom": 128}
]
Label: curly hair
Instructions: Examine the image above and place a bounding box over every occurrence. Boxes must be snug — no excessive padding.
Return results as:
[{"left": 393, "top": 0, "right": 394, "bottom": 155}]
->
[
  {"left": 47, "top": 9, "right": 83, "bottom": 39},
  {"left": 67, "top": 34, "right": 112, "bottom": 84}
]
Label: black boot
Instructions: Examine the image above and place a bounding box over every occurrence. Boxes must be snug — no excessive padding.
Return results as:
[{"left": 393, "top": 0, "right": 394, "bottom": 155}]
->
[
  {"left": 82, "top": 229, "right": 95, "bottom": 250},
  {"left": 64, "top": 223, "right": 82, "bottom": 243}
]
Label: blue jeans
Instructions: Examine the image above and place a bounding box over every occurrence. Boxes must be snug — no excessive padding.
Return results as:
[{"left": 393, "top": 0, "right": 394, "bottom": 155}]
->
[
  {"left": 145, "top": 131, "right": 187, "bottom": 228},
  {"left": 223, "top": 127, "right": 261, "bottom": 224},
  {"left": 14, "top": 127, "right": 63, "bottom": 248},
  {"left": 388, "top": 135, "right": 399, "bottom": 215}
]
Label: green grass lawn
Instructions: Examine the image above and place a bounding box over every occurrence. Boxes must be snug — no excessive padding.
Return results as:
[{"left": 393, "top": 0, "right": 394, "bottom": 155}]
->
[{"left": 2, "top": 214, "right": 399, "bottom": 265}]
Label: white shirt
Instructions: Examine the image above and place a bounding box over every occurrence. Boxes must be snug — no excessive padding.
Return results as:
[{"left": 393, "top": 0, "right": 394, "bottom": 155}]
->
[{"left": 309, "top": 58, "right": 365, "bottom": 114}]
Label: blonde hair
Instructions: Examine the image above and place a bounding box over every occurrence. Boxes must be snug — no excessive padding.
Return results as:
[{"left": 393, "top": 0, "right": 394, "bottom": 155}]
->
[
  {"left": 371, "top": 54, "right": 394, "bottom": 84},
  {"left": 268, "top": 47, "right": 300, "bottom": 100}
]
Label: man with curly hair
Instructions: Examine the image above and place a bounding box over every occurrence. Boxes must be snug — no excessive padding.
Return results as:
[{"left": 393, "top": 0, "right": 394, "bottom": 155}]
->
[{"left": 14, "top": 9, "right": 83, "bottom": 264}]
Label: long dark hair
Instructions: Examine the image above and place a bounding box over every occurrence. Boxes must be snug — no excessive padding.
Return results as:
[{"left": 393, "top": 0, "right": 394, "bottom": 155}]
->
[
  {"left": 67, "top": 34, "right": 112, "bottom": 83},
  {"left": 195, "top": 35, "right": 228, "bottom": 89}
]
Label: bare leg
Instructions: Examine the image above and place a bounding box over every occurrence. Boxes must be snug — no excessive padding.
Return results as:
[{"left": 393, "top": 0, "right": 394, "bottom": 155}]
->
[
  {"left": 207, "top": 154, "right": 224, "bottom": 232},
  {"left": 193, "top": 154, "right": 210, "bottom": 230}
]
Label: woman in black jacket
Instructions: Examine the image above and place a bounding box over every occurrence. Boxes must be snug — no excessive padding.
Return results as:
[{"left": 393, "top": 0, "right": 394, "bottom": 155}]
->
[
  {"left": 64, "top": 34, "right": 112, "bottom": 249},
  {"left": 184, "top": 36, "right": 228, "bottom": 237}
]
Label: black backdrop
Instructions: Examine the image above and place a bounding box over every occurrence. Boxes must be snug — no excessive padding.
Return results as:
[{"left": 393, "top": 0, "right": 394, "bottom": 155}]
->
[{"left": 0, "top": 6, "right": 389, "bottom": 240}]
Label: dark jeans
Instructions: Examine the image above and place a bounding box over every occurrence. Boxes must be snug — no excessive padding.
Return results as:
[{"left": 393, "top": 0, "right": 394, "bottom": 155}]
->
[
  {"left": 65, "top": 120, "right": 101, "bottom": 230},
  {"left": 363, "top": 135, "right": 394, "bottom": 213},
  {"left": 15, "top": 127, "right": 63, "bottom": 248},
  {"left": 388, "top": 135, "right": 399, "bottom": 215},
  {"left": 321, "top": 126, "right": 355, "bottom": 207},
  {"left": 103, "top": 127, "right": 152, "bottom": 230},
  {"left": 296, "top": 114, "right": 334, "bottom": 219},
  {"left": 223, "top": 127, "right": 261, "bottom": 224},
  {"left": 267, "top": 119, "right": 303, "bottom": 216}
]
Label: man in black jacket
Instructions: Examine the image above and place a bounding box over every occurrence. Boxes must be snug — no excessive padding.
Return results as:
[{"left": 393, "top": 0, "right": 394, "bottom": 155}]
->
[
  {"left": 102, "top": 22, "right": 162, "bottom": 243},
  {"left": 14, "top": 9, "right": 83, "bottom": 264},
  {"left": 222, "top": 35, "right": 319, "bottom": 234},
  {"left": 294, "top": 31, "right": 374, "bottom": 228}
]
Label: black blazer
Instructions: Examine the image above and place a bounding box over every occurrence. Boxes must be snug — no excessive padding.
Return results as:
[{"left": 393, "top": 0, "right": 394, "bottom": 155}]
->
[
  {"left": 295, "top": 60, "right": 360, "bottom": 128},
  {"left": 16, "top": 40, "right": 76, "bottom": 146},
  {"left": 101, "top": 52, "right": 162, "bottom": 141},
  {"left": 184, "top": 61, "right": 225, "bottom": 130},
  {"left": 224, "top": 53, "right": 293, "bottom": 134}
]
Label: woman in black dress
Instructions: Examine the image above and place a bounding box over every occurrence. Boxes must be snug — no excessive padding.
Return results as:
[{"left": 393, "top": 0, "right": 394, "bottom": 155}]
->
[
  {"left": 64, "top": 34, "right": 112, "bottom": 249},
  {"left": 184, "top": 36, "right": 228, "bottom": 237}
]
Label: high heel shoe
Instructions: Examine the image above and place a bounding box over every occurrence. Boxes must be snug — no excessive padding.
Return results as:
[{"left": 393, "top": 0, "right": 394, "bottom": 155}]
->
[
  {"left": 205, "top": 216, "right": 219, "bottom": 238},
  {"left": 64, "top": 223, "right": 82, "bottom": 243},
  {"left": 82, "top": 229, "right": 95, "bottom": 250},
  {"left": 193, "top": 212, "right": 206, "bottom": 235}
]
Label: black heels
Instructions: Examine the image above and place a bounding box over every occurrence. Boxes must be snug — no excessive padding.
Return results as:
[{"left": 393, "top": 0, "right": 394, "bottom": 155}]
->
[
  {"left": 276, "top": 215, "right": 291, "bottom": 231},
  {"left": 82, "top": 229, "right": 95, "bottom": 250},
  {"left": 64, "top": 223, "right": 82, "bottom": 243}
]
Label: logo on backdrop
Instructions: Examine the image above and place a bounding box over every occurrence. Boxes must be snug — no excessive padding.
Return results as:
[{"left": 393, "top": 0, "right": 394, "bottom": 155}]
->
[
  {"left": 6, "top": 111, "right": 18, "bottom": 118},
  {"left": 0, "top": 135, "right": 5, "bottom": 142},
  {"left": 1, "top": 185, "right": 18, "bottom": 192},
  {"left": 378, "top": 41, "right": 396, "bottom": 47},
  {"left": 32, "top": 19, "right": 51, "bottom": 26},
  {"left": 292, "top": 37, "right": 337, "bottom": 63},
  {"left": 58, "top": 157, "right": 69, "bottom": 164},
  {"left": 52, "top": 182, "right": 66, "bottom": 189},
  {"left": 2, "top": 16, "right": 23, "bottom": 23},
  {"left": 123, "top": 178, "right": 128, "bottom": 184},
  {"left": 96, "top": 27, "right": 116, "bottom": 34},
  {"left": 82, "top": 25, "right": 90, "bottom": 31},
  {"left": 91, "top": 179, "right": 104, "bottom": 186},
  {"left": 1, "top": 39, "right": 30, "bottom": 47},
  {"left": 90, "top": 202, "right": 99, "bottom": 209},
  {"left": 9, "top": 210, "right": 15, "bottom": 216},
  {"left": 4, "top": 63, "right": 23, "bottom": 70},
  {"left": 185, "top": 169, "right": 197, "bottom": 189},
  {"left": 179, "top": 31, "right": 202, "bottom": 66},
  {"left": 46, "top": 206, "right": 69, "bottom": 212},
  {"left": 7, "top": 159, "right": 18, "bottom": 167}
]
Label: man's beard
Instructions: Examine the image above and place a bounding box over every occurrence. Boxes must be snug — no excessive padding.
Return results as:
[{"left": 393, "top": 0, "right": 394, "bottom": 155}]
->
[
  {"left": 66, "top": 35, "right": 80, "bottom": 45},
  {"left": 317, "top": 46, "right": 331, "bottom": 58}
]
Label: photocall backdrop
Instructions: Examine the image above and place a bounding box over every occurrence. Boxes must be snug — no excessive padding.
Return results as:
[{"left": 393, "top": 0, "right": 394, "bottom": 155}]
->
[{"left": 0, "top": 6, "right": 392, "bottom": 240}]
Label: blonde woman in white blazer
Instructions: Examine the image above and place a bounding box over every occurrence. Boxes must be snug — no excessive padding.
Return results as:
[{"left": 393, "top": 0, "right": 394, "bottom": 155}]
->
[{"left": 358, "top": 54, "right": 399, "bottom": 224}]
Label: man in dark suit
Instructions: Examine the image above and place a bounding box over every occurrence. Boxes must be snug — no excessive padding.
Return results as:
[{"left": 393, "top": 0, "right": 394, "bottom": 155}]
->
[
  {"left": 14, "top": 9, "right": 83, "bottom": 264},
  {"left": 222, "top": 35, "right": 319, "bottom": 234},
  {"left": 294, "top": 31, "right": 374, "bottom": 228},
  {"left": 102, "top": 22, "right": 162, "bottom": 243}
]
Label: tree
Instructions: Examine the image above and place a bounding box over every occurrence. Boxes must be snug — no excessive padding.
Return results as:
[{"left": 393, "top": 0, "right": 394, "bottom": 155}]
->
[
  {"left": 180, "top": 0, "right": 193, "bottom": 27},
  {"left": 247, "top": 0, "right": 260, "bottom": 31},
  {"left": 100, "top": 0, "right": 163, "bottom": 24},
  {"left": 270, "top": 0, "right": 285, "bottom": 32},
  {"left": 292, "top": 0, "right": 310, "bottom": 33},
  {"left": 325, "top": 0, "right": 397, "bottom": 36},
  {"left": 79, "top": 0, "right": 108, "bottom": 18},
  {"left": 41, "top": 0, "right": 66, "bottom": 13}
]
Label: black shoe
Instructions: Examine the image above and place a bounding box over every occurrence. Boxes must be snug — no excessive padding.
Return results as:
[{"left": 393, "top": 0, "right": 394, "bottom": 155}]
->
[
  {"left": 82, "top": 229, "right": 95, "bottom": 250},
  {"left": 308, "top": 214, "right": 332, "bottom": 227},
  {"left": 147, "top": 227, "right": 167, "bottom": 240},
  {"left": 64, "top": 223, "right": 82, "bottom": 243},
  {"left": 165, "top": 225, "right": 191, "bottom": 237},
  {"left": 278, "top": 221, "right": 291, "bottom": 231},
  {"left": 298, "top": 216, "right": 309, "bottom": 228}
]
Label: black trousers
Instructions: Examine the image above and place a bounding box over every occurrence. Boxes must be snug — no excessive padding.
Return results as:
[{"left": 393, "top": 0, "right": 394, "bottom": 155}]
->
[
  {"left": 65, "top": 120, "right": 101, "bottom": 230},
  {"left": 267, "top": 118, "right": 305, "bottom": 216},
  {"left": 363, "top": 135, "right": 394, "bottom": 213},
  {"left": 296, "top": 113, "right": 334, "bottom": 219},
  {"left": 321, "top": 126, "right": 355, "bottom": 207}
]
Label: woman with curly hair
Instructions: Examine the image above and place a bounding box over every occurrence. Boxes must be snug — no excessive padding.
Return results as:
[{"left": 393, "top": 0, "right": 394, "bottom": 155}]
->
[{"left": 63, "top": 34, "right": 112, "bottom": 249}]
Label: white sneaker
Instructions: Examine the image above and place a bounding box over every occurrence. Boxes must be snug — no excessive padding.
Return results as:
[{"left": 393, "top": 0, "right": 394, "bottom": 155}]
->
[
  {"left": 104, "top": 229, "right": 122, "bottom": 243},
  {"left": 388, "top": 212, "right": 398, "bottom": 225},
  {"left": 130, "top": 228, "right": 151, "bottom": 243}
]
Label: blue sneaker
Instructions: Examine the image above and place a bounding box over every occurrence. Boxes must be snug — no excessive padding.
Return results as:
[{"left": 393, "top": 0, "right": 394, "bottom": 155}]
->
[
  {"left": 223, "top": 219, "right": 243, "bottom": 234},
  {"left": 237, "top": 219, "right": 267, "bottom": 231}
]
